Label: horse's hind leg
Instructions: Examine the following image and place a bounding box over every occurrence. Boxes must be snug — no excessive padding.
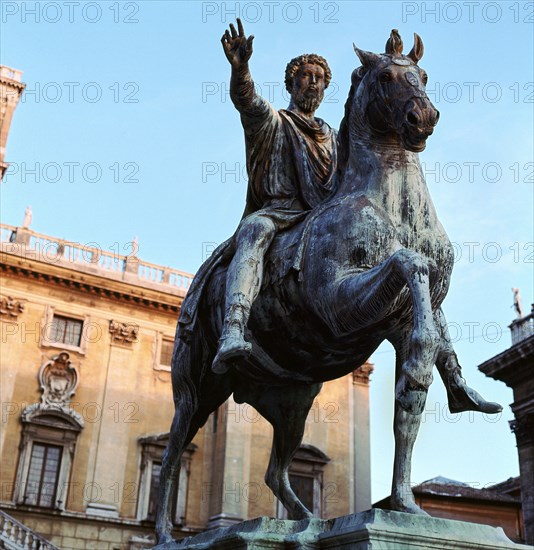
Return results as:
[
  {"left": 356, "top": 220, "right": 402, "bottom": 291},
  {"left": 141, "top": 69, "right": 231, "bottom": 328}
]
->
[
  {"left": 156, "top": 398, "right": 195, "bottom": 544},
  {"left": 156, "top": 343, "right": 233, "bottom": 544},
  {"left": 246, "top": 382, "right": 322, "bottom": 520}
]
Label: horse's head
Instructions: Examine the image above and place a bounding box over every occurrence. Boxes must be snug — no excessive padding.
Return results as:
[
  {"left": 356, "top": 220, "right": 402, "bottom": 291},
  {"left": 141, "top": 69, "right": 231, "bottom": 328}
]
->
[{"left": 351, "top": 29, "right": 439, "bottom": 152}]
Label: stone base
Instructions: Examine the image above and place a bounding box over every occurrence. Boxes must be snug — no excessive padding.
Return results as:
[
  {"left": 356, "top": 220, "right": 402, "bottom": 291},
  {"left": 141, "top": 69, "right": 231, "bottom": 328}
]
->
[{"left": 153, "top": 509, "right": 533, "bottom": 549}]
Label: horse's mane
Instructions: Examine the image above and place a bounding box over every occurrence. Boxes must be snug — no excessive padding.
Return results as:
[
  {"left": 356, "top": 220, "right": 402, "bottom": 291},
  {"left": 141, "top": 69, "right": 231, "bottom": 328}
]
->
[{"left": 336, "top": 68, "right": 363, "bottom": 177}]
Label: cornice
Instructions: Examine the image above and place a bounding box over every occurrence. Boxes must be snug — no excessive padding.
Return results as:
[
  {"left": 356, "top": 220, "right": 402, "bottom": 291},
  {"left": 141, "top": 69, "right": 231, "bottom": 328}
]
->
[
  {"left": 478, "top": 335, "right": 534, "bottom": 388},
  {"left": 0, "top": 254, "right": 182, "bottom": 314},
  {"left": 0, "top": 75, "right": 26, "bottom": 91}
]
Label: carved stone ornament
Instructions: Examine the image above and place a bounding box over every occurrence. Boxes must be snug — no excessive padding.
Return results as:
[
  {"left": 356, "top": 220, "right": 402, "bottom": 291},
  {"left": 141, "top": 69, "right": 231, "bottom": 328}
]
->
[
  {"left": 510, "top": 412, "right": 534, "bottom": 446},
  {"left": 21, "top": 401, "right": 84, "bottom": 427},
  {"left": 109, "top": 320, "right": 139, "bottom": 344},
  {"left": 38, "top": 351, "right": 78, "bottom": 406},
  {"left": 0, "top": 295, "right": 24, "bottom": 319},
  {"left": 353, "top": 362, "right": 374, "bottom": 385},
  {"left": 20, "top": 351, "right": 84, "bottom": 427}
]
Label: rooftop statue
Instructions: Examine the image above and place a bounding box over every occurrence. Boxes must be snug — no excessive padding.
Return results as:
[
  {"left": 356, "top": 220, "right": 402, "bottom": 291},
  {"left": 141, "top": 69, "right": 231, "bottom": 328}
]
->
[
  {"left": 512, "top": 287, "right": 524, "bottom": 319},
  {"left": 156, "top": 23, "right": 502, "bottom": 544}
]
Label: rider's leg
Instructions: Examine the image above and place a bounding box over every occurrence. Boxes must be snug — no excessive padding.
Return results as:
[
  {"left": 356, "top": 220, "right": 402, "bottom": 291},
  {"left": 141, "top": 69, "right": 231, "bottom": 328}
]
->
[
  {"left": 212, "top": 214, "right": 276, "bottom": 373},
  {"left": 434, "top": 308, "right": 502, "bottom": 414}
]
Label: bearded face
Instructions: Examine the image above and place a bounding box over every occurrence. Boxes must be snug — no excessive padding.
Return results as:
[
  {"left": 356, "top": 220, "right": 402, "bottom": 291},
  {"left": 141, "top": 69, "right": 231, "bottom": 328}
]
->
[{"left": 291, "top": 63, "right": 326, "bottom": 114}]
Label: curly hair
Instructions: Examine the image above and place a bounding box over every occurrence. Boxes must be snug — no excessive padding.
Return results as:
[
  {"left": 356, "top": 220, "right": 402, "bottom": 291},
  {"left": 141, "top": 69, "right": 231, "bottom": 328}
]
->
[{"left": 284, "top": 54, "right": 332, "bottom": 93}]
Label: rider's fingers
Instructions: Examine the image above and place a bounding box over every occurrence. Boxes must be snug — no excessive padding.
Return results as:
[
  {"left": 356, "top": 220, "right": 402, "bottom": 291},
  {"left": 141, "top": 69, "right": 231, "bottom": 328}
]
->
[{"left": 229, "top": 23, "right": 238, "bottom": 39}]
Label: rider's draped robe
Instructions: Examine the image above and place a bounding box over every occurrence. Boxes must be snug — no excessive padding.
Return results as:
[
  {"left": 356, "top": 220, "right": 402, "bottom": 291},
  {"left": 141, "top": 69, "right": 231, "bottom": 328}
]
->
[{"left": 179, "top": 70, "right": 337, "bottom": 340}]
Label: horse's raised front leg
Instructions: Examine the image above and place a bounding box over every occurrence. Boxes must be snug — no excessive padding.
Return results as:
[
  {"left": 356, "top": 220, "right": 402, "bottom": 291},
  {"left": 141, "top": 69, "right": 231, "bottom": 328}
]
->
[
  {"left": 246, "top": 382, "right": 322, "bottom": 520},
  {"left": 391, "top": 404, "right": 430, "bottom": 515},
  {"left": 325, "top": 248, "right": 439, "bottom": 414},
  {"left": 434, "top": 308, "right": 502, "bottom": 414},
  {"left": 389, "top": 330, "right": 429, "bottom": 515}
]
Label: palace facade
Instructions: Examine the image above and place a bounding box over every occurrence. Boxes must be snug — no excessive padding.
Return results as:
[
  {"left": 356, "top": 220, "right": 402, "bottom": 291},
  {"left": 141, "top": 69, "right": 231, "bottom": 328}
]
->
[{"left": 0, "top": 221, "right": 372, "bottom": 549}]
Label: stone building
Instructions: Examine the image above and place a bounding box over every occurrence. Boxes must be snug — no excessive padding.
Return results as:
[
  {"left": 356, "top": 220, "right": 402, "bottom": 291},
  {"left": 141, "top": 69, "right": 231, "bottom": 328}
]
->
[
  {"left": 479, "top": 305, "right": 534, "bottom": 545},
  {"left": 0, "top": 65, "right": 25, "bottom": 180},
  {"left": 373, "top": 475, "right": 525, "bottom": 544},
  {"left": 0, "top": 221, "right": 373, "bottom": 549}
]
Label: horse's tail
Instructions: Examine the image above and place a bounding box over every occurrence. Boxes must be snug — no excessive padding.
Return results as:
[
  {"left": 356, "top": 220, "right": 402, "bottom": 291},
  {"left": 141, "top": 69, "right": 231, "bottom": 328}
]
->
[{"left": 170, "top": 319, "right": 214, "bottom": 415}]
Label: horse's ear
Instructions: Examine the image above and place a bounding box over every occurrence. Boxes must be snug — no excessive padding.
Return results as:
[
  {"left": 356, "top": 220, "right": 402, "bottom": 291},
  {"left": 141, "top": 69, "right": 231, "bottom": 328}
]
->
[
  {"left": 407, "top": 33, "right": 424, "bottom": 63},
  {"left": 385, "top": 29, "right": 403, "bottom": 56},
  {"left": 353, "top": 43, "right": 381, "bottom": 67}
]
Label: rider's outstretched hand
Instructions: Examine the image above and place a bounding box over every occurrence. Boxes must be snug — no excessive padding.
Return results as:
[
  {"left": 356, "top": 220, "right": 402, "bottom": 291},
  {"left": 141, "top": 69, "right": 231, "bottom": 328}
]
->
[{"left": 221, "top": 18, "right": 254, "bottom": 69}]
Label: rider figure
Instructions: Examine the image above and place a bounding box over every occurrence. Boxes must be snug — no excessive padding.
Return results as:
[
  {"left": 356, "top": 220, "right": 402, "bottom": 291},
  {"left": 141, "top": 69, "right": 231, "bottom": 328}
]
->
[{"left": 212, "top": 19, "right": 338, "bottom": 373}]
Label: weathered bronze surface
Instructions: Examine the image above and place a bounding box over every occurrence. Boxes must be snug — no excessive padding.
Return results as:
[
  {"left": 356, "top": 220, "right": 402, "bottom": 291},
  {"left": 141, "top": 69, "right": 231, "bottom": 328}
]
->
[{"left": 156, "top": 24, "right": 502, "bottom": 544}]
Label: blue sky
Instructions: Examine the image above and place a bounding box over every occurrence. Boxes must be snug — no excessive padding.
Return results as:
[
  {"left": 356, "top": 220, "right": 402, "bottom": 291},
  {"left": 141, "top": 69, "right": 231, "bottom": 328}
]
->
[{"left": 2, "top": 1, "right": 533, "bottom": 503}]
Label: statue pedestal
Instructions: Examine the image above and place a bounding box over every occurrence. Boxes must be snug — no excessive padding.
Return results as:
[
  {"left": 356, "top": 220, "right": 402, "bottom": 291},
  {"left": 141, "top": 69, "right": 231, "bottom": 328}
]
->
[{"left": 154, "top": 509, "right": 532, "bottom": 549}]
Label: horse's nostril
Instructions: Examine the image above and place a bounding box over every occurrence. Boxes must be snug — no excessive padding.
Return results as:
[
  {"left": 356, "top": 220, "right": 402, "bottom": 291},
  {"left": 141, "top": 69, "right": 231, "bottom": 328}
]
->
[
  {"left": 407, "top": 111, "right": 419, "bottom": 125},
  {"left": 435, "top": 110, "right": 440, "bottom": 122}
]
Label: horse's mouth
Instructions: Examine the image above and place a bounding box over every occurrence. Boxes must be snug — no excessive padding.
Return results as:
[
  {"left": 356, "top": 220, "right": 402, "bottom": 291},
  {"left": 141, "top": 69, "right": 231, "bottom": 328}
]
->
[
  {"left": 401, "top": 132, "right": 428, "bottom": 152},
  {"left": 401, "top": 126, "right": 432, "bottom": 153}
]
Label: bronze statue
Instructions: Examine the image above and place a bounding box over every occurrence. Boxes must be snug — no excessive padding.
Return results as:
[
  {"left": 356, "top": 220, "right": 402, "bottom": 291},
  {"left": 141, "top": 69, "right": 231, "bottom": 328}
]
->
[{"left": 156, "top": 26, "right": 502, "bottom": 544}]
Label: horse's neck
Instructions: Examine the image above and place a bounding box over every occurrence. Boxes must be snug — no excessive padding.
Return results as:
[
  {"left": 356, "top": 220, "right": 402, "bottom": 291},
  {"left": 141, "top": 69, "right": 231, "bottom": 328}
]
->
[{"left": 339, "top": 138, "right": 439, "bottom": 229}]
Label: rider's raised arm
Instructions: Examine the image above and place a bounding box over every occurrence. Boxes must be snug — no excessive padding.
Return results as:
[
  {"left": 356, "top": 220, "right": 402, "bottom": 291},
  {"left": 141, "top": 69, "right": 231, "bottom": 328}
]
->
[
  {"left": 222, "top": 19, "right": 274, "bottom": 129},
  {"left": 229, "top": 62, "right": 271, "bottom": 117}
]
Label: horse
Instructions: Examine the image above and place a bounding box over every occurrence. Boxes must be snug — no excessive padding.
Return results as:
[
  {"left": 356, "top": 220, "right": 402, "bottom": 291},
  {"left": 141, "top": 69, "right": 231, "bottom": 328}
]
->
[{"left": 155, "top": 30, "right": 500, "bottom": 544}]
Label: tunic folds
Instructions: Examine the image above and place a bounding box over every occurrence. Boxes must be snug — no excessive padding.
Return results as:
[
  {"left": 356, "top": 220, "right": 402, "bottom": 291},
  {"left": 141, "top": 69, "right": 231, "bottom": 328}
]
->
[{"left": 178, "top": 71, "right": 337, "bottom": 339}]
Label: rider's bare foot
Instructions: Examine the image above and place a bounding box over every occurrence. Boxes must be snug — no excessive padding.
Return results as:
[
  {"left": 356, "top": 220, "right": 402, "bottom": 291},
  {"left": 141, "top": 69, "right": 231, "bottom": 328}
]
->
[{"left": 212, "top": 333, "right": 252, "bottom": 374}]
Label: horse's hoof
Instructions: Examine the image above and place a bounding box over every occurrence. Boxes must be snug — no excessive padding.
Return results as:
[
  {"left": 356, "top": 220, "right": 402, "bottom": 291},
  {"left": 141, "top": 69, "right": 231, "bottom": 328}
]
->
[
  {"left": 288, "top": 509, "right": 314, "bottom": 521},
  {"left": 391, "top": 499, "right": 429, "bottom": 515},
  {"left": 447, "top": 383, "right": 502, "bottom": 414}
]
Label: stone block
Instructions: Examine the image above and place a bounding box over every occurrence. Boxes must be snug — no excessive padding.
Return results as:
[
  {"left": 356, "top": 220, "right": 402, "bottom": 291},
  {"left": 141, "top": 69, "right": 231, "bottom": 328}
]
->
[
  {"left": 75, "top": 522, "right": 100, "bottom": 540},
  {"left": 61, "top": 535, "right": 86, "bottom": 549},
  {"left": 152, "top": 510, "right": 533, "bottom": 549}
]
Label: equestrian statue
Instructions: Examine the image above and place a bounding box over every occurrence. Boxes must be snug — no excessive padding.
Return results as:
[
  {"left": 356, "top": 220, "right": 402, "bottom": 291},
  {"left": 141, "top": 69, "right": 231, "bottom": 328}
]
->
[{"left": 155, "top": 21, "right": 502, "bottom": 544}]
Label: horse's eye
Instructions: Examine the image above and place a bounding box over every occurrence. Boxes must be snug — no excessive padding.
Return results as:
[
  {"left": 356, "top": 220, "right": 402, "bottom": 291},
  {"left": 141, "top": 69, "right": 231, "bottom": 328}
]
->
[
  {"left": 379, "top": 71, "right": 392, "bottom": 83},
  {"left": 421, "top": 72, "right": 428, "bottom": 85}
]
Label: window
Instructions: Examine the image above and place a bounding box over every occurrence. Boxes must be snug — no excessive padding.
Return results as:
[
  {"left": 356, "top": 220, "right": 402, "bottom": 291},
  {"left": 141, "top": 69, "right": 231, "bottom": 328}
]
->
[
  {"left": 289, "top": 474, "right": 315, "bottom": 513},
  {"left": 277, "top": 444, "right": 330, "bottom": 519},
  {"left": 40, "top": 306, "right": 90, "bottom": 354},
  {"left": 160, "top": 339, "right": 174, "bottom": 368},
  {"left": 15, "top": 409, "right": 83, "bottom": 510},
  {"left": 138, "top": 434, "right": 196, "bottom": 525},
  {"left": 50, "top": 315, "right": 83, "bottom": 347},
  {"left": 24, "top": 443, "right": 63, "bottom": 507},
  {"left": 146, "top": 461, "right": 171, "bottom": 522},
  {"left": 154, "top": 334, "right": 175, "bottom": 371}
]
